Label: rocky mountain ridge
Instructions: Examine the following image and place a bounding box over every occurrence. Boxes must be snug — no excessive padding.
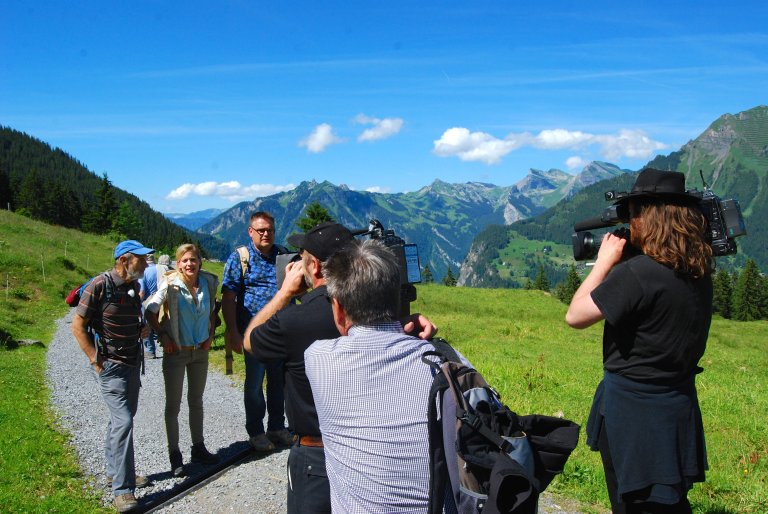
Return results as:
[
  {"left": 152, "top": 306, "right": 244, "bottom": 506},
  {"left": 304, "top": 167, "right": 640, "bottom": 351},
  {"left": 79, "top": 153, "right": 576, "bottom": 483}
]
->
[{"left": 197, "top": 163, "right": 626, "bottom": 279}]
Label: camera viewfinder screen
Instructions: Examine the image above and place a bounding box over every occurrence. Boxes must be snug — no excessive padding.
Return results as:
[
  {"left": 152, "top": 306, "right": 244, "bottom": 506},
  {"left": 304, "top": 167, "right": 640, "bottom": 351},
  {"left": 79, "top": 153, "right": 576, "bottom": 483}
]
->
[{"left": 404, "top": 244, "right": 421, "bottom": 283}]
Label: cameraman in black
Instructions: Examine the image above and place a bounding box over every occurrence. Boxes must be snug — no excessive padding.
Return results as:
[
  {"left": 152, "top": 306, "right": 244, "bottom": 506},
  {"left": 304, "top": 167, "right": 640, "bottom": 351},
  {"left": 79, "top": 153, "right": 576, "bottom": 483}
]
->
[{"left": 566, "top": 169, "right": 712, "bottom": 513}]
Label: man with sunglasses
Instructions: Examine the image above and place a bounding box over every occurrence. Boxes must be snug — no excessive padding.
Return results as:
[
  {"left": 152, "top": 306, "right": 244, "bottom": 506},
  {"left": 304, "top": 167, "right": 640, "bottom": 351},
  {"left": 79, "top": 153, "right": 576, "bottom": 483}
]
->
[{"left": 221, "top": 211, "right": 293, "bottom": 452}]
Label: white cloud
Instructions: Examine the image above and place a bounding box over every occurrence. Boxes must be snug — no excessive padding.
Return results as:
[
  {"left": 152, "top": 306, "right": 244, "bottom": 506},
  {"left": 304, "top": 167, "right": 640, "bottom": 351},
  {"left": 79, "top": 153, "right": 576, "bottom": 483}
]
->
[
  {"left": 434, "top": 126, "right": 668, "bottom": 165},
  {"left": 364, "top": 185, "right": 391, "bottom": 193},
  {"left": 533, "top": 129, "right": 593, "bottom": 150},
  {"left": 354, "top": 114, "right": 404, "bottom": 142},
  {"left": 299, "top": 123, "right": 345, "bottom": 153},
  {"left": 433, "top": 127, "right": 522, "bottom": 164},
  {"left": 166, "top": 181, "right": 296, "bottom": 202},
  {"left": 566, "top": 156, "right": 587, "bottom": 170},
  {"left": 594, "top": 129, "right": 669, "bottom": 160}
]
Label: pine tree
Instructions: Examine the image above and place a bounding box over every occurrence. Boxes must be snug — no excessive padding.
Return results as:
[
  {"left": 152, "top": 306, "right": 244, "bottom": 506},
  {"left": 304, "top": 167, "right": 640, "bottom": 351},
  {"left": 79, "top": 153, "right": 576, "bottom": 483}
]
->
[
  {"left": 533, "top": 264, "right": 550, "bottom": 292},
  {"left": 81, "top": 173, "right": 117, "bottom": 234},
  {"left": 422, "top": 264, "right": 434, "bottom": 284},
  {"left": 16, "top": 168, "right": 47, "bottom": 219},
  {"left": 732, "top": 259, "right": 764, "bottom": 321},
  {"left": 0, "top": 167, "right": 10, "bottom": 210},
  {"left": 712, "top": 268, "right": 733, "bottom": 318},
  {"left": 555, "top": 264, "right": 581, "bottom": 304},
  {"left": 296, "top": 201, "right": 334, "bottom": 232},
  {"left": 760, "top": 273, "right": 768, "bottom": 319},
  {"left": 443, "top": 267, "right": 457, "bottom": 286},
  {"left": 112, "top": 200, "right": 143, "bottom": 239}
]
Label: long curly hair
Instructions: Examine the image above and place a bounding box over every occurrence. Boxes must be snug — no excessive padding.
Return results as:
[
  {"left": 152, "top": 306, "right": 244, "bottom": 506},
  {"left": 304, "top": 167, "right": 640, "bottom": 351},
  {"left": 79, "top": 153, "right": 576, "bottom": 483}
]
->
[{"left": 630, "top": 199, "right": 713, "bottom": 278}]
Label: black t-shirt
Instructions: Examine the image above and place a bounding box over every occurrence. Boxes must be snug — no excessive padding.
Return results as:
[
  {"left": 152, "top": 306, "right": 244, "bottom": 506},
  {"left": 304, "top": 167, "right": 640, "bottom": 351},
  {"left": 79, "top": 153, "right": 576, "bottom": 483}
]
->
[
  {"left": 591, "top": 255, "right": 713, "bottom": 384},
  {"left": 249, "top": 285, "right": 339, "bottom": 436}
]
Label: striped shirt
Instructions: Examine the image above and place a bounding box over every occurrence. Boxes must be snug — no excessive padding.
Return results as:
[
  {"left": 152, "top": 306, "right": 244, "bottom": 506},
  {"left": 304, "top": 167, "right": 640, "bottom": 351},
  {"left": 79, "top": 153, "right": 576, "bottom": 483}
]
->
[
  {"left": 305, "top": 323, "right": 438, "bottom": 514},
  {"left": 76, "top": 270, "right": 143, "bottom": 365}
]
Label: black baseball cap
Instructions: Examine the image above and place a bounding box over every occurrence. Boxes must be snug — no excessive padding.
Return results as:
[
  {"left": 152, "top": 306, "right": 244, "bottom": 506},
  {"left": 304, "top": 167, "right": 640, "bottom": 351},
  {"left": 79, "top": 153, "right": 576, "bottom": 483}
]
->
[{"left": 287, "top": 222, "right": 355, "bottom": 261}]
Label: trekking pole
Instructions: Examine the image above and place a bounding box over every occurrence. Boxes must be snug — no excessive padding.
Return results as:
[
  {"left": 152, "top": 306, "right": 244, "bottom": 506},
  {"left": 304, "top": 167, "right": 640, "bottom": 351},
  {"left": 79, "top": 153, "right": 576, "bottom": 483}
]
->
[{"left": 225, "top": 342, "right": 233, "bottom": 375}]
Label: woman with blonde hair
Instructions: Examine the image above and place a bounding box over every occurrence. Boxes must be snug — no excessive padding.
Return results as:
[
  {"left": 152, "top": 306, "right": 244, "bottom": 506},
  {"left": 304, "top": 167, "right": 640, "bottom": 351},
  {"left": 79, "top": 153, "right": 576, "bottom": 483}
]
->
[{"left": 146, "top": 243, "right": 220, "bottom": 477}]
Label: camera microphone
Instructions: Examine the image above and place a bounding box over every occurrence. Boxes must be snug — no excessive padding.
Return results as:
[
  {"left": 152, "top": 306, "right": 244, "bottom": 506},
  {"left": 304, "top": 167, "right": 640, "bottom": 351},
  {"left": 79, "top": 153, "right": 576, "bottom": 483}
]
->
[{"left": 573, "top": 216, "right": 610, "bottom": 232}]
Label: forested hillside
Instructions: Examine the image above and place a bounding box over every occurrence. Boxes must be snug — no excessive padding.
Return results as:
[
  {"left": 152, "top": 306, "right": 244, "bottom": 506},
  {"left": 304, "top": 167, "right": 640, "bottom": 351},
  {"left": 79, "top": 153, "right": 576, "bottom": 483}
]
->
[{"left": 0, "top": 127, "right": 228, "bottom": 257}]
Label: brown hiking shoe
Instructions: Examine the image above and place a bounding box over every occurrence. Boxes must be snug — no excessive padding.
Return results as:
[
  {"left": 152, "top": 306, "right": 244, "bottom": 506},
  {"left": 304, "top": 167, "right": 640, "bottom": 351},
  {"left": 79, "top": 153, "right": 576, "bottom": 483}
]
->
[
  {"left": 114, "top": 492, "right": 138, "bottom": 513},
  {"left": 267, "top": 428, "right": 296, "bottom": 447},
  {"left": 249, "top": 433, "right": 275, "bottom": 452}
]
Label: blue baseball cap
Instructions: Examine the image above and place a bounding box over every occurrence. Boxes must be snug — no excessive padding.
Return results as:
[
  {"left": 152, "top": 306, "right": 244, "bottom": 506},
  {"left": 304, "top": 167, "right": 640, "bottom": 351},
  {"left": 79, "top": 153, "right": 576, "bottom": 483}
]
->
[{"left": 114, "top": 240, "right": 155, "bottom": 259}]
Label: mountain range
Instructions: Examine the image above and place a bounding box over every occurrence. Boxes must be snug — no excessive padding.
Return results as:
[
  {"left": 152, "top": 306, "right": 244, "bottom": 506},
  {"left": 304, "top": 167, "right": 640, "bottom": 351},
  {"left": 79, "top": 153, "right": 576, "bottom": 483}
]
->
[
  {"left": 195, "top": 161, "right": 628, "bottom": 278},
  {"left": 164, "top": 208, "right": 225, "bottom": 231}
]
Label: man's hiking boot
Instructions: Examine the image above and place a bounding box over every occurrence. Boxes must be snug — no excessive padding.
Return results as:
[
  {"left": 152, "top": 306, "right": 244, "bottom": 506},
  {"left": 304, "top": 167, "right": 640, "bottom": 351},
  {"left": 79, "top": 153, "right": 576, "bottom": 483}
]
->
[
  {"left": 191, "top": 442, "right": 219, "bottom": 465},
  {"left": 107, "top": 474, "right": 150, "bottom": 488},
  {"left": 267, "top": 428, "right": 296, "bottom": 447},
  {"left": 114, "top": 492, "right": 139, "bottom": 513},
  {"left": 249, "top": 433, "right": 275, "bottom": 452},
  {"left": 169, "top": 449, "right": 185, "bottom": 477}
]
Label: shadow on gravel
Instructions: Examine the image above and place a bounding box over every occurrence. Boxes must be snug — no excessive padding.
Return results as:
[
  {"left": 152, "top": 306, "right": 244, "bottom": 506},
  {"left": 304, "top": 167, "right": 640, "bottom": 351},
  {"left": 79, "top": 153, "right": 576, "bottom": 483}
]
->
[{"left": 136, "top": 440, "right": 290, "bottom": 513}]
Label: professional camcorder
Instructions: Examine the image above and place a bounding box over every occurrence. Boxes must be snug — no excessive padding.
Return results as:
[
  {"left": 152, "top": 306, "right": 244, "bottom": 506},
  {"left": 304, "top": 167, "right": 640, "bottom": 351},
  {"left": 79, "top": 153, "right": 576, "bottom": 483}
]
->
[
  {"left": 352, "top": 220, "right": 421, "bottom": 313},
  {"left": 277, "top": 219, "right": 421, "bottom": 314},
  {"left": 572, "top": 172, "right": 747, "bottom": 261}
]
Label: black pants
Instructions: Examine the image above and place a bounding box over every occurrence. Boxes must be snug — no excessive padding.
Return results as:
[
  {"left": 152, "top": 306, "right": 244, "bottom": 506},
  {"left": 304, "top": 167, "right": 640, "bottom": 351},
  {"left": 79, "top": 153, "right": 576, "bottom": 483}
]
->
[
  {"left": 597, "top": 419, "right": 692, "bottom": 514},
  {"left": 287, "top": 443, "right": 330, "bottom": 514}
]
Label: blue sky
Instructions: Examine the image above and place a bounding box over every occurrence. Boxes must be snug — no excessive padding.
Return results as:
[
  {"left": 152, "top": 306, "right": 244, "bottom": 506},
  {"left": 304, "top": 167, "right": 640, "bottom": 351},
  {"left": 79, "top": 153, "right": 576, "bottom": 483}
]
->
[{"left": 2, "top": 1, "right": 767, "bottom": 214}]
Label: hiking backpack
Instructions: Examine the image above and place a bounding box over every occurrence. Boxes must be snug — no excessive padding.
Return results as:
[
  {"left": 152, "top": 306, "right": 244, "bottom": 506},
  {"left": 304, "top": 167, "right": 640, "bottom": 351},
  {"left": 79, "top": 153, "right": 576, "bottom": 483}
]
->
[
  {"left": 422, "top": 338, "right": 580, "bottom": 514},
  {"left": 72, "top": 272, "right": 143, "bottom": 363},
  {"left": 65, "top": 277, "right": 96, "bottom": 307}
]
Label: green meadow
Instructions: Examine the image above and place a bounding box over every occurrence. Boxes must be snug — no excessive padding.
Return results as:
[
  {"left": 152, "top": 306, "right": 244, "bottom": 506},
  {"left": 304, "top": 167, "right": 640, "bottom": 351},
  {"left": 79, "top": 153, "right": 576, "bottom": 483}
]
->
[{"left": 1, "top": 209, "right": 766, "bottom": 513}]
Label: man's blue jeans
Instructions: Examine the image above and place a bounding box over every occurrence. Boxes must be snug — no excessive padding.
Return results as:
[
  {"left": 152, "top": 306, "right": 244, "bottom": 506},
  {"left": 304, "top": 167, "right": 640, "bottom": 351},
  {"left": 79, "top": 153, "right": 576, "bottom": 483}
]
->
[
  {"left": 143, "top": 329, "right": 158, "bottom": 355},
  {"left": 243, "top": 350, "right": 285, "bottom": 436},
  {"left": 96, "top": 361, "right": 141, "bottom": 496}
]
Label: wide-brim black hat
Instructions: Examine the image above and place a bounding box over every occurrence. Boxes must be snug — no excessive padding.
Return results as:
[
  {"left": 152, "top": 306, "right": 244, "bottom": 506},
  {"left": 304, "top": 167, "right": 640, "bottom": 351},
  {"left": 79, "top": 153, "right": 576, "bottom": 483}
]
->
[
  {"left": 287, "top": 222, "right": 354, "bottom": 262},
  {"left": 616, "top": 168, "right": 701, "bottom": 204}
]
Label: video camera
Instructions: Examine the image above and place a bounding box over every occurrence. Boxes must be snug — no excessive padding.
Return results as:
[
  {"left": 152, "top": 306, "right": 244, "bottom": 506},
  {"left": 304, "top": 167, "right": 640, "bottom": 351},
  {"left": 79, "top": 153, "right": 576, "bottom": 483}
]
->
[
  {"left": 352, "top": 219, "right": 421, "bottom": 294},
  {"left": 277, "top": 219, "right": 421, "bottom": 314},
  {"left": 572, "top": 172, "right": 747, "bottom": 261}
]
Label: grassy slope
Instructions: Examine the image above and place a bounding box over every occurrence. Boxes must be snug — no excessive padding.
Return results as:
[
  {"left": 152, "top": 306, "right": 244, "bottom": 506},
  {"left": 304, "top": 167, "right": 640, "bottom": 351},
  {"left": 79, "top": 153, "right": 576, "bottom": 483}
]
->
[
  {"left": 0, "top": 210, "right": 115, "bottom": 512},
  {"left": 2, "top": 210, "right": 766, "bottom": 512},
  {"left": 410, "top": 284, "right": 768, "bottom": 513}
]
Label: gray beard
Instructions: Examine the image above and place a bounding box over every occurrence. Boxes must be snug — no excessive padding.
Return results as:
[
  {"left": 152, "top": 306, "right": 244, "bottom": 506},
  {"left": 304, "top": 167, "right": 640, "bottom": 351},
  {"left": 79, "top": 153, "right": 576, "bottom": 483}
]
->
[{"left": 126, "top": 267, "right": 144, "bottom": 281}]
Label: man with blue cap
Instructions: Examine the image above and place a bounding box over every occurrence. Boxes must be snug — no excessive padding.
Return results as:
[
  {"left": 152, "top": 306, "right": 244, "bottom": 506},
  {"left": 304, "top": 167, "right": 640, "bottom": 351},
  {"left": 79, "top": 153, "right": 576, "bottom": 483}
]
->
[{"left": 71, "top": 239, "right": 154, "bottom": 512}]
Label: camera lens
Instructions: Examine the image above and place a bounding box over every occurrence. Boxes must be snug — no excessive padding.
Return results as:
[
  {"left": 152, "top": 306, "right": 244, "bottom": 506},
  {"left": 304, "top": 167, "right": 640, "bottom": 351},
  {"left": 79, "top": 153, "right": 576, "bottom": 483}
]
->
[{"left": 572, "top": 231, "right": 598, "bottom": 261}]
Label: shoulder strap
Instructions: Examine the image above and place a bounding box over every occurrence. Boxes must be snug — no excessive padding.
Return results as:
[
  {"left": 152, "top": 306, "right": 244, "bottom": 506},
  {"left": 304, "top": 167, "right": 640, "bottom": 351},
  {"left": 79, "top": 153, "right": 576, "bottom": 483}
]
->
[
  {"left": 199, "top": 269, "right": 219, "bottom": 314},
  {"left": 236, "top": 245, "right": 250, "bottom": 279},
  {"left": 101, "top": 272, "right": 115, "bottom": 308},
  {"left": 428, "top": 337, "right": 461, "bottom": 363}
]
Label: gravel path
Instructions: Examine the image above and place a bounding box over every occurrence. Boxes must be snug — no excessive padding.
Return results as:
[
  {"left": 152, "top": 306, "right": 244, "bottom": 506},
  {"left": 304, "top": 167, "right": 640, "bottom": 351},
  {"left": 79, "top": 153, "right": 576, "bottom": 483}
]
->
[{"left": 47, "top": 310, "right": 587, "bottom": 513}]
